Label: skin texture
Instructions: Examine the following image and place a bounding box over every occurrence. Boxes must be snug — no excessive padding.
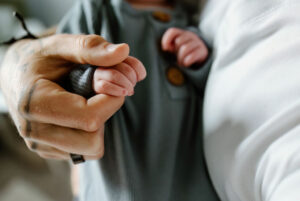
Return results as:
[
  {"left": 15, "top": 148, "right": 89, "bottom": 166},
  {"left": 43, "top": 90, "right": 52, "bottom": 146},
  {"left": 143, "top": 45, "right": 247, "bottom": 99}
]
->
[
  {"left": 0, "top": 34, "right": 146, "bottom": 160},
  {"left": 94, "top": 28, "right": 208, "bottom": 96}
]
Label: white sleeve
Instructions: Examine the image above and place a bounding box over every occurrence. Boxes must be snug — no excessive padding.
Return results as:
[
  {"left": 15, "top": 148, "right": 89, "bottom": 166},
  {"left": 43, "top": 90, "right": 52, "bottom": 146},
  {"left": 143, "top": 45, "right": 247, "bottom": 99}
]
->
[{"left": 199, "top": 0, "right": 300, "bottom": 201}]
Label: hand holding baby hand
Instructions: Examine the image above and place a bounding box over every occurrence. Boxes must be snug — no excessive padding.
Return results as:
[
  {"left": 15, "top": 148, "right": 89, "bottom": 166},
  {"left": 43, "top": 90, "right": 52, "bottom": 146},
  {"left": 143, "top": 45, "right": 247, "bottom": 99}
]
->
[
  {"left": 93, "top": 56, "right": 146, "bottom": 97},
  {"left": 161, "top": 28, "right": 208, "bottom": 67},
  {"left": 93, "top": 28, "right": 208, "bottom": 97}
]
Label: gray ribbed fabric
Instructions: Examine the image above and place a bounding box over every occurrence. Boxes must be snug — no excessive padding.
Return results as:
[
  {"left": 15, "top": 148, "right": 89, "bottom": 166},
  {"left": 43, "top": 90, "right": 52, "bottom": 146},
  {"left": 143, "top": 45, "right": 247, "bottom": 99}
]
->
[
  {"left": 68, "top": 64, "right": 96, "bottom": 98},
  {"left": 58, "top": 0, "right": 220, "bottom": 200}
]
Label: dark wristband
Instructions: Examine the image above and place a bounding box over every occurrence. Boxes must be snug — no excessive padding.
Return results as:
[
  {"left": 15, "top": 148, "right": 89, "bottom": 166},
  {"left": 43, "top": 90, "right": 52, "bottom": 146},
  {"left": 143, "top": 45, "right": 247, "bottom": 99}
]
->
[{"left": 70, "top": 153, "right": 85, "bottom": 165}]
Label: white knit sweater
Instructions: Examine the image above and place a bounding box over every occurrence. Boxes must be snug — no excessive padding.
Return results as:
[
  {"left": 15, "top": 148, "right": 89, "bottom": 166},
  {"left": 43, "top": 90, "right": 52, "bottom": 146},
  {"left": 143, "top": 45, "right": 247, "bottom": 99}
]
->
[{"left": 200, "top": 0, "right": 300, "bottom": 200}]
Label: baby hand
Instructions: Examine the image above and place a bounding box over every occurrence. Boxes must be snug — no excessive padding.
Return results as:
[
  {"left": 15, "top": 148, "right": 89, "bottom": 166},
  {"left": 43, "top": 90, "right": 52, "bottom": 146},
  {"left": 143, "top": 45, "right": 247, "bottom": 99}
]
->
[
  {"left": 93, "top": 56, "right": 146, "bottom": 96},
  {"left": 161, "top": 28, "right": 209, "bottom": 67}
]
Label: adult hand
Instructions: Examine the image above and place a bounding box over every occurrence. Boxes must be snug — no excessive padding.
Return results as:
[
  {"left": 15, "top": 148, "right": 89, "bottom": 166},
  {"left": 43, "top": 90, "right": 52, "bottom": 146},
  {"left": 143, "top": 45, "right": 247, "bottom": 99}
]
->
[{"left": 0, "top": 34, "right": 146, "bottom": 160}]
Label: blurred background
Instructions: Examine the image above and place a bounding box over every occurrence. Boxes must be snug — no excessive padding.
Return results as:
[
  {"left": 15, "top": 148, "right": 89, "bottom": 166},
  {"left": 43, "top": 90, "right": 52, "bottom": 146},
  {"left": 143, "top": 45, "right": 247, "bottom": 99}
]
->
[{"left": 0, "top": 0, "right": 77, "bottom": 201}]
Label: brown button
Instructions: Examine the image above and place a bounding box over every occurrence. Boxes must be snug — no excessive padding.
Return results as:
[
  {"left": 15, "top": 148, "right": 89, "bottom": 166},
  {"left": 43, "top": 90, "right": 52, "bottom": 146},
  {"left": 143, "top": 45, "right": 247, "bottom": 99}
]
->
[
  {"left": 152, "top": 11, "right": 171, "bottom": 23},
  {"left": 166, "top": 67, "right": 185, "bottom": 86}
]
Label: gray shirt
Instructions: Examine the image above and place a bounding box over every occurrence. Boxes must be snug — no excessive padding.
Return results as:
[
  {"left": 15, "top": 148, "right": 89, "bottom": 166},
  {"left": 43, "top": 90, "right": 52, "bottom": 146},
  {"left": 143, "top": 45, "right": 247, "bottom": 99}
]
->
[{"left": 58, "top": 0, "right": 219, "bottom": 200}]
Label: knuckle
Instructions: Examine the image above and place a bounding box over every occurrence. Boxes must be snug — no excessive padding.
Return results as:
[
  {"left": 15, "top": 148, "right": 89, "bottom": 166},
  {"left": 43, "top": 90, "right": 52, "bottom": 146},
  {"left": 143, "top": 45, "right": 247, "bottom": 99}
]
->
[
  {"left": 180, "top": 44, "right": 189, "bottom": 54},
  {"left": 83, "top": 117, "right": 99, "bottom": 132},
  {"left": 17, "top": 96, "right": 28, "bottom": 118},
  {"left": 110, "top": 69, "right": 122, "bottom": 81},
  {"left": 17, "top": 83, "right": 38, "bottom": 118},
  {"left": 28, "top": 142, "right": 38, "bottom": 152},
  {"left": 19, "top": 121, "right": 33, "bottom": 139},
  {"left": 77, "top": 35, "right": 104, "bottom": 50},
  {"left": 175, "top": 37, "right": 183, "bottom": 46},
  {"left": 77, "top": 35, "right": 88, "bottom": 50}
]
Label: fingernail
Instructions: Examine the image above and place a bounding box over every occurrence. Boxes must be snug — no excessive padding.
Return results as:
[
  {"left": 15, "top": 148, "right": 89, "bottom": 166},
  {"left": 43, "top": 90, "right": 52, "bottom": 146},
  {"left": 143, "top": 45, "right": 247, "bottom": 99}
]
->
[{"left": 107, "top": 44, "right": 122, "bottom": 52}]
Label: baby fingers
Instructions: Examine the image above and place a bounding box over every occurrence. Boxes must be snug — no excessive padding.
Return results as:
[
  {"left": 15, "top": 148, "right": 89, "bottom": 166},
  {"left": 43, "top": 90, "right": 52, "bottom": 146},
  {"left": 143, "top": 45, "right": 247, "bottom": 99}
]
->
[
  {"left": 183, "top": 47, "right": 208, "bottom": 67},
  {"left": 161, "top": 28, "right": 185, "bottom": 52},
  {"left": 178, "top": 38, "right": 208, "bottom": 67},
  {"left": 123, "top": 56, "right": 147, "bottom": 82},
  {"left": 94, "top": 80, "right": 131, "bottom": 96},
  {"left": 93, "top": 67, "right": 135, "bottom": 96},
  {"left": 177, "top": 40, "right": 202, "bottom": 67}
]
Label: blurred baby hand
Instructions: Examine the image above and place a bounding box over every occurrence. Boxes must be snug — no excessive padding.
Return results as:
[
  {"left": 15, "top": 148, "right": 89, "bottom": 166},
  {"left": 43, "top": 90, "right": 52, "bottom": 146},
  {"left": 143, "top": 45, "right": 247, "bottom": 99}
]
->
[
  {"left": 93, "top": 56, "right": 147, "bottom": 96},
  {"left": 161, "top": 28, "right": 208, "bottom": 67}
]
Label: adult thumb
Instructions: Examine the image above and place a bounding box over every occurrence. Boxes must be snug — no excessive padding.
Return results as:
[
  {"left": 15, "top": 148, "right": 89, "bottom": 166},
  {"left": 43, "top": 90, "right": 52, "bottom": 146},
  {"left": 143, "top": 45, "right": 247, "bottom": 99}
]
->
[{"left": 40, "top": 34, "right": 129, "bottom": 66}]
